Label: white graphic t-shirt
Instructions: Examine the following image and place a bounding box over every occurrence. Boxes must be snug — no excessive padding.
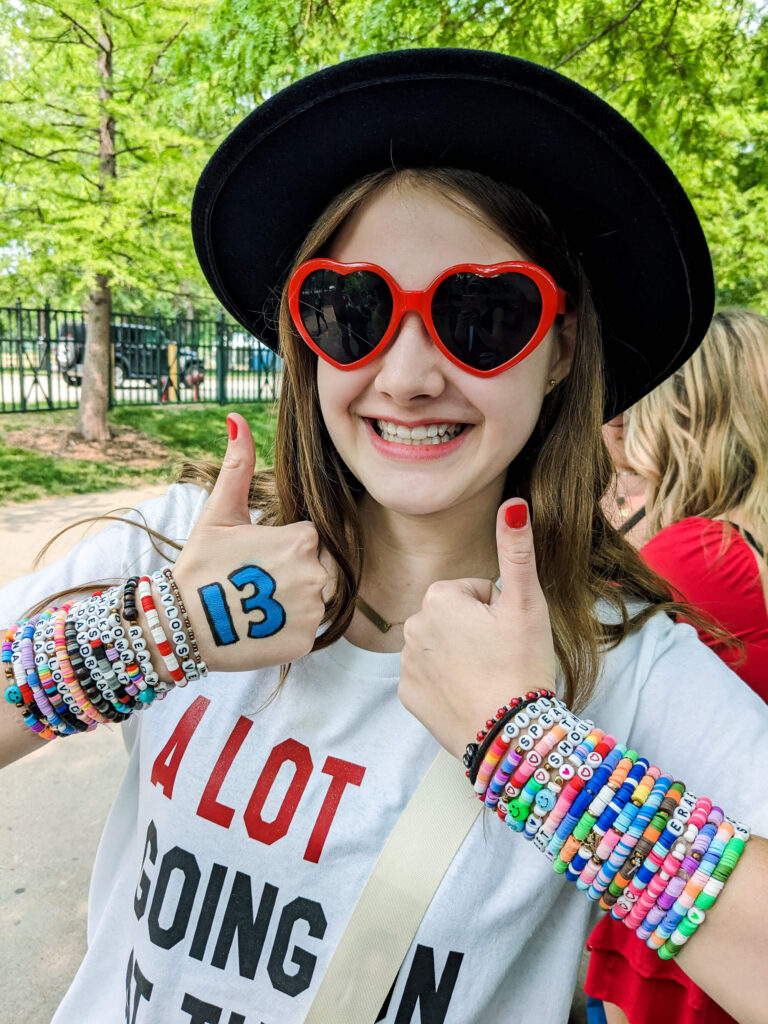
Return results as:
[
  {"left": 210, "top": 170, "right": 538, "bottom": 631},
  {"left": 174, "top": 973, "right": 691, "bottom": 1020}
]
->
[{"left": 2, "top": 483, "right": 767, "bottom": 1024}]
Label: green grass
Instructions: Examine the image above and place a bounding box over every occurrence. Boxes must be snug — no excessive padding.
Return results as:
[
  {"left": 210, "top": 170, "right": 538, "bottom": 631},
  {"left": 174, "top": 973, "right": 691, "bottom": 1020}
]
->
[{"left": 0, "top": 402, "right": 278, "bottom": 504}]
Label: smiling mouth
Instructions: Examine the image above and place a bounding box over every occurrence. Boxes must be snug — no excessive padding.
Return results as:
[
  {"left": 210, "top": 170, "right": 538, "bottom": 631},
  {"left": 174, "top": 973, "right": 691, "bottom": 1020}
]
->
[{"left": 370, "top": 418, "right": 469, "bottom": 446}]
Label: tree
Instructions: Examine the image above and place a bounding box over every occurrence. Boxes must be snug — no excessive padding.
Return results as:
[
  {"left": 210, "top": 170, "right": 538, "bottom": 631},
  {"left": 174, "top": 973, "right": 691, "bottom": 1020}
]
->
[
  {"left": 1, "top": 0, "right": 765, "bottom": 431},
  {"left": 0, "top": 1, "right": 211, "bottom": 437},
  {"left": 187, "top": 0, "right": 768, "bottom": 309}
]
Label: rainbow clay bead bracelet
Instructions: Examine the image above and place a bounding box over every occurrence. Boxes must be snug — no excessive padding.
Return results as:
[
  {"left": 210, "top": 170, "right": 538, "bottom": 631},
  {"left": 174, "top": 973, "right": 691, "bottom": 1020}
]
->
[
  {"left": 465, "top": 698, "right": 751, "bottom": 961},
  {"left": 3, "top": 569, "right": 208, "bottom": 737}
]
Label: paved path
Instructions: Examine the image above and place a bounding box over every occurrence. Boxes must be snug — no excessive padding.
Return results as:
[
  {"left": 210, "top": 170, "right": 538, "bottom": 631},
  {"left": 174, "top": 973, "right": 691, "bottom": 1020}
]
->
[{"left": 0, "top": 485, "right": 165, "bottom": 1024}]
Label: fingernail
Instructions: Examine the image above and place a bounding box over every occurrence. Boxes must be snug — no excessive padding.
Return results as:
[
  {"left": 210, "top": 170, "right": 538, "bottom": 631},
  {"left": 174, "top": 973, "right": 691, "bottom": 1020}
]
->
[
  {"left": 227, "top": 416, "right": 238, "bottom": 441},
  {"left": 505, "top": 503, "right": 528, "bottom": 529}
]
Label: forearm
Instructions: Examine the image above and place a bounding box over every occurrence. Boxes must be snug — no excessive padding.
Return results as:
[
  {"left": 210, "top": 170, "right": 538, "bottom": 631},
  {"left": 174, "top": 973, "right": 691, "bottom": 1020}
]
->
[
  {"left": 1, "top": 573, "right": 199, "bottom": 768},
  {"left": 676, "top": 834, "right": 768, "bottom": 1023},
  {"left": 464, "top": 695, "right": 765, "bottom": 1020}
]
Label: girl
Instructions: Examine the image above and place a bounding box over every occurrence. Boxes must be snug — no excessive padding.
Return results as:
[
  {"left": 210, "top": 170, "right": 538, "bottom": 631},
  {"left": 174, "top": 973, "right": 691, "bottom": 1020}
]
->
[
  {"left": 587, "top": 308, "right": 768, "bottom": 1024},
  {"left": 2, "top": 49, "right": 768, "bottom": 1024}
]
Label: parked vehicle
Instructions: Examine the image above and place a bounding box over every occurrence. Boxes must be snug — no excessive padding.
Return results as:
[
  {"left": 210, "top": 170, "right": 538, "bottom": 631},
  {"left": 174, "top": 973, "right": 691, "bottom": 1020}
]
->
[
  {"left": 56, "top": 321, "right": 205, "bottom": 389},
  {"left": 229, "top": 332, "right": 284, "bottom": 372}
]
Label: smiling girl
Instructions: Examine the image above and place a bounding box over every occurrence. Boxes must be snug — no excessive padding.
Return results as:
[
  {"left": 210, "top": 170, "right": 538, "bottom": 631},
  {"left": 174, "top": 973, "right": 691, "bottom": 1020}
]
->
[{"left": 2, "top": 49, "right": 768, "bottom": 1024}]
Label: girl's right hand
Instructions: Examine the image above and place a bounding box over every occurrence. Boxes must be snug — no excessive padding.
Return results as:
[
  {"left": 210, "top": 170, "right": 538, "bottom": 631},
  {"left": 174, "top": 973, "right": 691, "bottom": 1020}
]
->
[{"left": 172, "top": 413, "right": 330, "bottom": 673}]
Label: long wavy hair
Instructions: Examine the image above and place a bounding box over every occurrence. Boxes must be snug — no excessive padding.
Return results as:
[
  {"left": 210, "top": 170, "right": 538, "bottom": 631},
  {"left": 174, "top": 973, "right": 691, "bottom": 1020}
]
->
[
  {"left": 171, "top": 167, "right": 686, "bottom": 710},
  {"left": 625, "top": 308, "right": 768, "bottom": 557}
]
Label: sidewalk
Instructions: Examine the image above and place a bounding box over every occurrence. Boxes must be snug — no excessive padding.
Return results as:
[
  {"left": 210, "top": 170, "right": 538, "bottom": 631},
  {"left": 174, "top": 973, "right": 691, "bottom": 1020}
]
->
[{"left": 0, "top": 485, "right": 166, "bottom": 1024}]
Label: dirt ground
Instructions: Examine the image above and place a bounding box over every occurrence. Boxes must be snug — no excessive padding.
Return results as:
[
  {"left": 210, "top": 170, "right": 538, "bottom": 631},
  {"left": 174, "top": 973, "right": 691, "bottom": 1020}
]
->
[{"left": 4, "top": 423, "right": 171, "bottom": 468}]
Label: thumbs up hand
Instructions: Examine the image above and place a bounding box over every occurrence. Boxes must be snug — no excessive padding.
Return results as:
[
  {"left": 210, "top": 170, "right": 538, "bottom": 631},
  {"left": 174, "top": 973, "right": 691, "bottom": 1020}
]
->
[
  {"left": 172, "top": 414, "right": 330, "bottom": 673},
  {"left": 398, "top": 499, "right": 557, "bottom": 759}
]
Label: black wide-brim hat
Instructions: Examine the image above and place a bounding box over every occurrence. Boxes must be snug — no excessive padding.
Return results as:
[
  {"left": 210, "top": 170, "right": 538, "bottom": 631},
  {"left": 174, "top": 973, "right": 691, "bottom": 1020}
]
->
[{"left": 192, "top": 48, "right": 714, "bottom": 419}]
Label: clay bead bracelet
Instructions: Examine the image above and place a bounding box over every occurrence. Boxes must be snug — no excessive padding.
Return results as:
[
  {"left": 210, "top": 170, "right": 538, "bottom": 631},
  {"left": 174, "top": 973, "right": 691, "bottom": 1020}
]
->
[
  {"left": 137, "top": 576, "right": 185, "bottom": 687},
  {"left": 466, "top": 690, "right": 556, "bottom": 788},
  {"left": 152, "top": 570, "right": 200, "bottom": 686}
]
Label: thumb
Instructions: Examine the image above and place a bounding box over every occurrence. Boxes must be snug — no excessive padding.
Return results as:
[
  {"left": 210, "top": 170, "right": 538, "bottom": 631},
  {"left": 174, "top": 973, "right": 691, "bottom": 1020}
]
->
[
  {"left": 200, "top": 413, "right": 256, "bottom": 527},
  {"left": 495, "top": 499, "right": 543, "bottom": 611}
]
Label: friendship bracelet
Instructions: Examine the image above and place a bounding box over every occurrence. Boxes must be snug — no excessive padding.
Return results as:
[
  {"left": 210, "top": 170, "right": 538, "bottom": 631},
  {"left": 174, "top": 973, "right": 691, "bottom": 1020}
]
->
[
  {"left": 465, "top": 689, "right": 555, "bottom": 787},
  {"left": 152, "top": 570, "right": 201, "bottom": 686},
  {"left": 162, "top": 567, "right": 207, "bottom": 675},
  {"left": 465, "top": 695, "right": 753, "bottom": 962},
  {"left": 476, "top": 697, "right": 552, "bottom": 799},
  {"left": 137, "top": 577, "right": 186, "bottom": 687}
]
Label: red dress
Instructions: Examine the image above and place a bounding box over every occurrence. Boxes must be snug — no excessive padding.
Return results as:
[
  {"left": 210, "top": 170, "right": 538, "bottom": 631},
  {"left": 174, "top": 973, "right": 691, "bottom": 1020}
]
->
[{"left": 585, "top": 517, "right": 768, "bottom": 1024}]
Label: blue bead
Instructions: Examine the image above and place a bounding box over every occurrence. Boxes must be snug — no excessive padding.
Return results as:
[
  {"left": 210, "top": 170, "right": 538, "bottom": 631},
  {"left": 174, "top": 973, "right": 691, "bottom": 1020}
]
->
[
  {"left": 4, "top": 684, "right": 22, "bottom": 704},
  {"left": 535, "top": 788, "right": 557, "bottom": 811}
]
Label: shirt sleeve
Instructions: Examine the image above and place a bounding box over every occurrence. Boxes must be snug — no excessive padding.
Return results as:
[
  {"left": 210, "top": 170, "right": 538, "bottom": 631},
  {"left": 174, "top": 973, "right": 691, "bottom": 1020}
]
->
[
  {"left": 0, "top": 482, "right": 209, "bottom": 630},
  {"left": 588, "top": 608, "right": 768, "bottom": 839}
]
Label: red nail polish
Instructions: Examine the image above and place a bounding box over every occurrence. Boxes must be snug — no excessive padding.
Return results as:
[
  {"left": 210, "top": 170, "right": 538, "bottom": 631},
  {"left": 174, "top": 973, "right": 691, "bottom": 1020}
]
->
[
  {"left": 227, "top": 416, "right": 238, "bottom": 441},
  {"left": 505, "top": 503, "right": 527, "bottom": 529}
]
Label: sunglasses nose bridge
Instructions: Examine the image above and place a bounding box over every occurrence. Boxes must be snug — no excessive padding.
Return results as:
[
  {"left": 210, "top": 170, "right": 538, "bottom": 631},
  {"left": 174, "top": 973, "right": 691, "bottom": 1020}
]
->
[{"left": 393, "top": 287, "right": 433, "bottom": 337}]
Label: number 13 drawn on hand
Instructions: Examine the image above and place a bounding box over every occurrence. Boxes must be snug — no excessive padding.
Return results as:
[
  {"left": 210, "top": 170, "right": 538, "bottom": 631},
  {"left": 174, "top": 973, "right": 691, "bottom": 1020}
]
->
[{"left": 198, "top": 565, "right": 286, "bottom": 646}]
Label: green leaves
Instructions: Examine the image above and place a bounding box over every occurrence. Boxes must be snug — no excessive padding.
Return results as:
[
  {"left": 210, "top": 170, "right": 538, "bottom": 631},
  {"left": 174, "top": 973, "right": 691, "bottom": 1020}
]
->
[{"left": 1, "top": 0, "right": 766, "bottom": 314}]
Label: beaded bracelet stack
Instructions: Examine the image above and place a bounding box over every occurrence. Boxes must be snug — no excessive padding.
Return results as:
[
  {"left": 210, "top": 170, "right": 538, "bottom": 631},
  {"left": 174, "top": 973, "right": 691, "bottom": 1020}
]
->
[
  {"left": 466, "top": 695, "right": 750, "bottom": 961},
  {"left": 3, "top": 568, "right": 207, "bottom": 738}
]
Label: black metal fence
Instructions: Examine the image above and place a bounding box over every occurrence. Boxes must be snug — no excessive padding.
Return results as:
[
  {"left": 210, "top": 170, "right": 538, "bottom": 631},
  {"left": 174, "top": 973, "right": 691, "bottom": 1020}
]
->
[{"left": 0, "top": 301, "right": 283, "bottom": 413}]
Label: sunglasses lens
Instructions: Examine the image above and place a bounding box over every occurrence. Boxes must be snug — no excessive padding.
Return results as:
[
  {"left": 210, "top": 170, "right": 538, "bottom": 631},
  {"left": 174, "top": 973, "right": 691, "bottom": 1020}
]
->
[
  {"left": 297, "top": 269, "right": 393, "bottom": 365},
  {"left": 432, "top": 272, "right": 544, "bottom": 371}
]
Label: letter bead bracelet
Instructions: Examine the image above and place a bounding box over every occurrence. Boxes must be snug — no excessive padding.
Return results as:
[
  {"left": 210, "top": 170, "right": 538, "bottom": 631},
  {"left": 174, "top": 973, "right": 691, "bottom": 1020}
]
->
[
  {"left": 465, "top": 698, "right": 750, "bottom": 961},
  {"left": 3, "top": 567, "right": 207, "bottom": 737}
]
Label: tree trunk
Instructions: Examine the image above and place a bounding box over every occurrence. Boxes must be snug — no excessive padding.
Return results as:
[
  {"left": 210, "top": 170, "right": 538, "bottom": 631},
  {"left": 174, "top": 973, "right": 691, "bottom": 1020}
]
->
[
  {"left": 76, "top": 14, "right": 114, "bottom": 441},
  {"left": 76, "top": 274, "right": 112, "bottom": 441}
]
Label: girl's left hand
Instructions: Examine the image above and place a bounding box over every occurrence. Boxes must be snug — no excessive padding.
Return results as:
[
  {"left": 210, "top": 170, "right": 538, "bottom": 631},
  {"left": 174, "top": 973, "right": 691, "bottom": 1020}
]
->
[{"left": 398, "top": 499, "right": 557, "bottom": 759}]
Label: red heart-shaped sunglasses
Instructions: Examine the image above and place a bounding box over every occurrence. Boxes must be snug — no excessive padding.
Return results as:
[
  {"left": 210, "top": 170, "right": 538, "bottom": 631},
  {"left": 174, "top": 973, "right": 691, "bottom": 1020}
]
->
[{"left": 288, "top": 258, "right": 567, "bottom": 377}]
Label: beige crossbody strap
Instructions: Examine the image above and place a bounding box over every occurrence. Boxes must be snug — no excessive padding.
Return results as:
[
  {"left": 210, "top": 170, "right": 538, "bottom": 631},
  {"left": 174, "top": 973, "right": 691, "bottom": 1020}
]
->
[{"left": 304, "top": 747, "right": 482, "bottom": 1024}]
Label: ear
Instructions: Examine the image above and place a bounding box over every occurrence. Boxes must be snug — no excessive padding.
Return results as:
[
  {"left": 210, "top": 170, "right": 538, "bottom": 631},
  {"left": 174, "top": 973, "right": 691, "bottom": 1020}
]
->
[{"left": 547, "top": 309, "right": 577, "bottom": 387}]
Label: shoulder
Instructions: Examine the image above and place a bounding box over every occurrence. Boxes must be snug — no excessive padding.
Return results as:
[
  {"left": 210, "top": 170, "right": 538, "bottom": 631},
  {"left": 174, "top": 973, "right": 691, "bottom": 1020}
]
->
[
  {"left": 0, "top": 482, "right": 210, "bottom": 627},
  {"left": 643, "top": 516, "right": 753, "bottom": 596},
  {"left": 586, "top": 606, "right": 768, "bottom": 834},
  {"left": 642, "top": 515, "right": 737, "bottom": 562}
]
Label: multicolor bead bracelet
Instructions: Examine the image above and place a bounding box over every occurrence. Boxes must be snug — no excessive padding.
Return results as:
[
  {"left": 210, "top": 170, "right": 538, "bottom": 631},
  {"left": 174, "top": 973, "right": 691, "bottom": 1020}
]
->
[
  {"left": 466, "top": 697, "right": 750, "bottom": 960},
  {"left": 3, "top": 568, "right": 207, "bottom": 737}
]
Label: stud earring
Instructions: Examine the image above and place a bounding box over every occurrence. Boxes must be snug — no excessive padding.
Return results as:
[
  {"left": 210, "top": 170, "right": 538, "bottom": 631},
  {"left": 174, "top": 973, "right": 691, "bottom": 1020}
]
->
[{"left": 548, "top": 378, "right": 557, "bottom": 390}]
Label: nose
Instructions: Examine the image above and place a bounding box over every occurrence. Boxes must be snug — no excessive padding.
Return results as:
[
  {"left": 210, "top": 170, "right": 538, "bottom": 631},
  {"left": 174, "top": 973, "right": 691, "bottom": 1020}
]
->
[{"left": 373, "top": 311, "right": 447, "bottom": 402}]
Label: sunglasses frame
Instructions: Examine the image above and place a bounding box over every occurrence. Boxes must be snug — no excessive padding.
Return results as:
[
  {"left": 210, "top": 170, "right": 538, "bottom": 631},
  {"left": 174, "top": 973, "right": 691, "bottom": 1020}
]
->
[{"left": 288, "top": 258, "right": 568, "bottom": 377}]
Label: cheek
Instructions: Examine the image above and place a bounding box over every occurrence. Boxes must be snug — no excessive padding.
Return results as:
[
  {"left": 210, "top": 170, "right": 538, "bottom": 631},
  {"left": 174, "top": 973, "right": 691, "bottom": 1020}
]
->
[{"left": 316, "top": 361, "right": 367, "bottom": 441}]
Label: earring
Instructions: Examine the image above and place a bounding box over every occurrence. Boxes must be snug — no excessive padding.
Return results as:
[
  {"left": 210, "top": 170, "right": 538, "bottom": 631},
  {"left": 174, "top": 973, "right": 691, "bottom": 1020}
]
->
[{"left": 548, "top": 378, "right": 557, "bottom": 390}]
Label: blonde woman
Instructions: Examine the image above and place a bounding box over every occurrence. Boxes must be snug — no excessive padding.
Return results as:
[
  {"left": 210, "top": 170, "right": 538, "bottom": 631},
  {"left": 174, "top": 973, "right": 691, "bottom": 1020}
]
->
[{"left": 587, "top": 308, "right": 768, "bottom": 1024}]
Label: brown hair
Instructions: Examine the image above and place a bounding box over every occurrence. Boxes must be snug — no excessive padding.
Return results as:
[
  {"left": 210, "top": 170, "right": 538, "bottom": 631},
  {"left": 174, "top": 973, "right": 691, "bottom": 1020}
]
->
[
  {"left": 625, "top": 308, "right": 768, "bottom": 556},
  {"left": 174, "top": 167, "right": 685, "bottom": 710}
]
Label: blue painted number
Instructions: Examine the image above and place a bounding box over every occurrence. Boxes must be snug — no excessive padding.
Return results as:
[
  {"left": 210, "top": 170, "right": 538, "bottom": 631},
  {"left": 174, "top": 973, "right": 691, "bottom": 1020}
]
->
[{"left": 229, "top": 565, "right": 286, "bottom": 639}]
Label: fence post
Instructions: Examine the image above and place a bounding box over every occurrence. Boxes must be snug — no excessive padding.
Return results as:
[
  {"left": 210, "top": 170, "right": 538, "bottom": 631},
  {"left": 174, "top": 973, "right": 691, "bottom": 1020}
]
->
[
  {"left": 216, "top": 312, "right": 227, "bottom": 405},
  {"left": 43, "top": 300, "right": 53, "bottom": 409},
  {"left": 15, "top": 298, "right": 25, "bottom": 412}
]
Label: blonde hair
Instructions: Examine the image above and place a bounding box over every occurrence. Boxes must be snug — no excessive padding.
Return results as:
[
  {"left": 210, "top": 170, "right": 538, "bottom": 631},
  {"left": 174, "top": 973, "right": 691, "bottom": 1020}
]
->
[{"left": 625, "top": 308, "right": 768, "bottom": 555}]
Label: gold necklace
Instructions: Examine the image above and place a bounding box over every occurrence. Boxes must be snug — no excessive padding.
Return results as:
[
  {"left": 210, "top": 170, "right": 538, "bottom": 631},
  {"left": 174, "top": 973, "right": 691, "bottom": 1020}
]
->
[
  {"left": 355, "top": 595, "right": 405, "bottom": 633},
  {"left": 356, "top": 572, "right": 499, "bottom": 634}
]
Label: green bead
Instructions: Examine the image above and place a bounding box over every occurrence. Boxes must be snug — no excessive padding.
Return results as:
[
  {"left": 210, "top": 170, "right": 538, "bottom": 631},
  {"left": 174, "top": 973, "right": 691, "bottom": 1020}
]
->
[
  {"left": 553, "top": 856, "right": 568, "bottom": 874},
  {"left": 574, "top": 814, "right": 596, "bottom": 840},
  {"left": 506, "top": 799, "right": 527, "bottom": 821},
  {"left": 658, "top": 943, "right": 677, "bottom": 960}
]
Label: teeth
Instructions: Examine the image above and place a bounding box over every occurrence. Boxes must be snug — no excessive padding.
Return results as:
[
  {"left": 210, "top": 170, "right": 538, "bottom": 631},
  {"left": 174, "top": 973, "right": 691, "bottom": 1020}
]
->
[{"left": 375, "top": 419, "right": 466, "bottom": 446}]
